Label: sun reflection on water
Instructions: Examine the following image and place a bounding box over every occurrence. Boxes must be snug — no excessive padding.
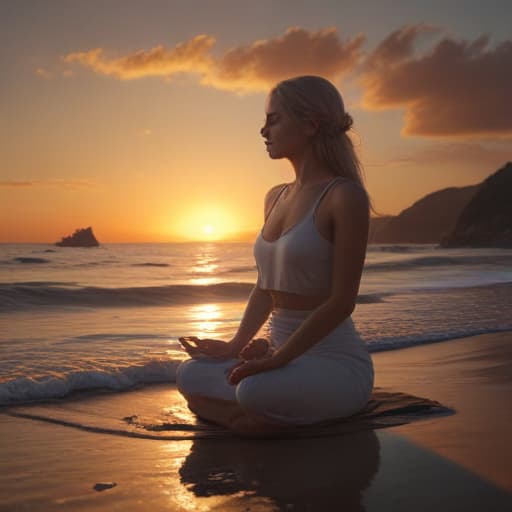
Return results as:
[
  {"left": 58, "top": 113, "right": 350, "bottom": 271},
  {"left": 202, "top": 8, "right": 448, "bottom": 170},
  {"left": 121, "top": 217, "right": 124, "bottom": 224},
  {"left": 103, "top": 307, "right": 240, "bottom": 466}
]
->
[
  {"left": 189, "top": 277, "right": 219, "bottom": 285},
  {"left": 188, "top": 250, "right": 220, "bottom": 285},
  {"left": 188, "top": 303, "right": 223, "bottom": 338}
]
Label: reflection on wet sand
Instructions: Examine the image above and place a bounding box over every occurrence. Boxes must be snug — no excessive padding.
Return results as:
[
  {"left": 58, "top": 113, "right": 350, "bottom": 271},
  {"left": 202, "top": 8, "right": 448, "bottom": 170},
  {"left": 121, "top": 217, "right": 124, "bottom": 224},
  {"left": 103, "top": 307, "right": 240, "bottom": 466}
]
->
[{"left": 178, "top": 429, "right": 380, "bottom": 510}]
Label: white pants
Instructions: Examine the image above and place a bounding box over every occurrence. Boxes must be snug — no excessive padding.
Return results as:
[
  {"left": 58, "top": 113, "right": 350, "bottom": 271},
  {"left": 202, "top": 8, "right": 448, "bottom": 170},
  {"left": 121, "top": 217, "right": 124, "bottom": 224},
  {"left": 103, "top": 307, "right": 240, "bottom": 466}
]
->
[{"left": 176, "top": 308, "right": 374, "bottom": 426}]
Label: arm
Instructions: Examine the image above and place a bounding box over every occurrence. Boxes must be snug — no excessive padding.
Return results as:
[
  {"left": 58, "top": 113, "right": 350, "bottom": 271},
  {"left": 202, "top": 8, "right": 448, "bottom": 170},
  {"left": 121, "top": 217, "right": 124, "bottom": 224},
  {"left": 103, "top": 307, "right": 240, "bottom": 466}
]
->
[
  {"left": 228, "top": 285, "right": 274, "bottom": 353},
  {"left": 228, "top": 182, "right": 369, "bottom": 382},
  {"left": 228, "top": 184, "right": 285, "bottom": 352}
]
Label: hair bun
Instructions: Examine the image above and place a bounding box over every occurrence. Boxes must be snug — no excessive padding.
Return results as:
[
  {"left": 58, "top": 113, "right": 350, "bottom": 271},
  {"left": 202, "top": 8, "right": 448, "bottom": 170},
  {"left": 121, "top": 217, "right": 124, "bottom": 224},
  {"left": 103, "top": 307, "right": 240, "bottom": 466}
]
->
[{"left": 341, "top": 112, "right": 353, "bottom": 133}]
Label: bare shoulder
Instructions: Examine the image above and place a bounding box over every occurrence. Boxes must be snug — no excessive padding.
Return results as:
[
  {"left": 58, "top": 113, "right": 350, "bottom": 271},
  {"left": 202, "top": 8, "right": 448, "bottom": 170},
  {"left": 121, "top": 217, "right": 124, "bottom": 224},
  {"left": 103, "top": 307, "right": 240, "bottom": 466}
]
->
[
  {"left": 328, "top": 179, "right": 370, "bottom": 222},
  {"left": 263, "top": 183, "right": 288, "bottom": 216}
]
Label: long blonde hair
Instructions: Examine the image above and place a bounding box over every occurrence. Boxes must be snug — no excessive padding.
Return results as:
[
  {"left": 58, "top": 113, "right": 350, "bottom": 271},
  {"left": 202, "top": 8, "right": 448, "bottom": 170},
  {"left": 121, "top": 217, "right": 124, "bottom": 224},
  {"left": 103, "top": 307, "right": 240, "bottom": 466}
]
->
[{"left": 271, "top": 75, "right": 373, "bottom": 209}]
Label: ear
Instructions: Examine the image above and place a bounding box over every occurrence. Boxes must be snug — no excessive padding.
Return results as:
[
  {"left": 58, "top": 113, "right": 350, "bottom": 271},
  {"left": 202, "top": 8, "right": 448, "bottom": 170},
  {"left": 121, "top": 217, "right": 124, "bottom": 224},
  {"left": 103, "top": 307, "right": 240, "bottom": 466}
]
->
[{"left": 303, "top": 118, "right": 320, "bottom": 137}]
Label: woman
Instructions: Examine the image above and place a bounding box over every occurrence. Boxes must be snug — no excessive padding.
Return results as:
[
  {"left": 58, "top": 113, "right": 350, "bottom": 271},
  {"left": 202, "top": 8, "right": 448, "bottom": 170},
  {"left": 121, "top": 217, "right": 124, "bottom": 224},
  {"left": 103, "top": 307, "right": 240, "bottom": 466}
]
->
[{"left": 176, "top": 75, "right": 374, "bottom": 435}]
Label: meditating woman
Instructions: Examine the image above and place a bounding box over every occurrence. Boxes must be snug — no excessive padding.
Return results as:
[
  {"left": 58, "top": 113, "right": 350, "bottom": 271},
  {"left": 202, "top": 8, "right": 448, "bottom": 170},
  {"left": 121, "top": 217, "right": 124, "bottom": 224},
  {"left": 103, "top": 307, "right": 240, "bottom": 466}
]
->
[{"left": 176, "top": 75, "right": 374, "bottom": 435}]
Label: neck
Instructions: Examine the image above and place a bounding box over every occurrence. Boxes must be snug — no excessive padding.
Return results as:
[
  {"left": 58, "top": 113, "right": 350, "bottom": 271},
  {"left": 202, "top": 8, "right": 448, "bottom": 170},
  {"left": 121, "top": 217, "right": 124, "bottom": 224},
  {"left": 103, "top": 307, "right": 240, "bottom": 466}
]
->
[{"left": 287, "top": 146, "right": 336, "bottom": 188}]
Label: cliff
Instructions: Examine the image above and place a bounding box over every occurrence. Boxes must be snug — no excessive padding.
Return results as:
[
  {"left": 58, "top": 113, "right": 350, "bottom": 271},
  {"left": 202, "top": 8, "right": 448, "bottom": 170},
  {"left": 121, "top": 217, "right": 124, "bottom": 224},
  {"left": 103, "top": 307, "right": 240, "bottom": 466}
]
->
[
  {"left": 56, "top": 227, "right": 100, "bottom": 247},
  {"left": 369, "top": 185, "right": 479, "bottom": 244},
  {"left": 441, "top": 162, "right": 512, "bottom": 248}
]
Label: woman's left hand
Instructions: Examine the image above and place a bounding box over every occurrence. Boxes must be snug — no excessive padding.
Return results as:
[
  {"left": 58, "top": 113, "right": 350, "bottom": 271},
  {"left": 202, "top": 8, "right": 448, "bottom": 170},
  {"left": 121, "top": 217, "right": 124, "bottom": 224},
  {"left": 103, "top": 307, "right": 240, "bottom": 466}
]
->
[{"left": 228, "top": 358, "right": 274, "bottom": 385}]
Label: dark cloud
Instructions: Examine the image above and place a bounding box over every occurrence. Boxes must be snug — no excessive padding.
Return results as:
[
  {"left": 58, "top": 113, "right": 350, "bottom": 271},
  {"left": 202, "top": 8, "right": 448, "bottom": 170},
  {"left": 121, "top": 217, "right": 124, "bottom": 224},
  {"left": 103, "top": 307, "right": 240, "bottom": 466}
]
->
[{"left": 360, "top": 25, "right": 512, "bottom": 137}]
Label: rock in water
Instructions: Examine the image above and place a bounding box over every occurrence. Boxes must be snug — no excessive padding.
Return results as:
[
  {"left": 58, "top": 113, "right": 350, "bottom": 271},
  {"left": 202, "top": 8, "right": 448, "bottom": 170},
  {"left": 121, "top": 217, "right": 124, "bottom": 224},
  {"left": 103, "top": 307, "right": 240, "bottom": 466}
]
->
[
  {"left": 93, "top": 482, "right": 117, "bottom": 492},
  {"left": 55, "top": 227, "right": 99, "bottom": 247},
  {"left": 441, "top": 162, "right": 512, "bottom": 248}
]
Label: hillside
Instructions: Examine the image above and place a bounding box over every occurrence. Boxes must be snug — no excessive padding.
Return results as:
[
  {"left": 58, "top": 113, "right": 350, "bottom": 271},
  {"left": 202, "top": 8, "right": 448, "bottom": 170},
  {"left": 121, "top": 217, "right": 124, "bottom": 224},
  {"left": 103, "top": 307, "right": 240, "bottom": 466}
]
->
[
  {"left": 369, "top": 185, "right": 479, "bottom": 244},
  {"left": 441, "top": 162, "right": 512, "bottom": 248}
]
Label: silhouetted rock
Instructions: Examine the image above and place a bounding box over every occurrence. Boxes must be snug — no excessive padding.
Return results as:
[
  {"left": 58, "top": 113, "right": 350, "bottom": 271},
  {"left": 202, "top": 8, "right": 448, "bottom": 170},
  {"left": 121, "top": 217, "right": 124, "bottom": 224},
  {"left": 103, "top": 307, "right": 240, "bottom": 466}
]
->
[
  {"left": 441, "top": 162, "right": 512, "bottom": 248},
  {"left": 368, "top": 216, "right": 393, "bottom": 242},
  {"left": 56, "top": 227, "right": 99, "bottom": 247},
  {"left": 369, "top": 185, "right": 479, "bottom": 244}
]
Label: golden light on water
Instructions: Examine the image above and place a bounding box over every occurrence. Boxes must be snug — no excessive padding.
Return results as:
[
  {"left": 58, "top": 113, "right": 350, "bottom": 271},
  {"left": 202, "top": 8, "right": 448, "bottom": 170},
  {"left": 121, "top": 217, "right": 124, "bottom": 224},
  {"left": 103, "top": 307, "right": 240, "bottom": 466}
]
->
[
  {"left": 189, "top": 247, "right": 219, "bottom": 285},
  {"left": 188, "top": 303, "right": 222, "bottom": 338}
]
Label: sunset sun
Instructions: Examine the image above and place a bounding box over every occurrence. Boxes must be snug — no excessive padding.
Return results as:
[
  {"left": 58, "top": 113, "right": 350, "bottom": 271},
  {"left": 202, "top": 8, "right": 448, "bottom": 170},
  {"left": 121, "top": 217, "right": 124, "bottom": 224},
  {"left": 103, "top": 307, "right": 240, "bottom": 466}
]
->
[
  {"left": 202, "top": 224, "right": 214, "bottom": 235},
  {"left": 172, "top": 204, "right": 238, "bottom": 241}
]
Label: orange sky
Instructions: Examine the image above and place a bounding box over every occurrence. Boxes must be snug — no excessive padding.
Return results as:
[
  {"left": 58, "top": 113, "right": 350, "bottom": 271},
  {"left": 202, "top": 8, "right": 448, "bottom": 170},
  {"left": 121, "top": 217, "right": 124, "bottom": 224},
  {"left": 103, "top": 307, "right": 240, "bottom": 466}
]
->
[{"left": 1, "top": 1, "right": 511, "bottom": 243}]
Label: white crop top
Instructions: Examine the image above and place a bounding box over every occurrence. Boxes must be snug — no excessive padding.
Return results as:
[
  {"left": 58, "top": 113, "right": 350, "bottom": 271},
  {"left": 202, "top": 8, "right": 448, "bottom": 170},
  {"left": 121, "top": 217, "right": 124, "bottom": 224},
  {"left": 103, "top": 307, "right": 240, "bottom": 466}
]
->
[{"left": 253, "top": 177, "right": 345, "bottom": 295}]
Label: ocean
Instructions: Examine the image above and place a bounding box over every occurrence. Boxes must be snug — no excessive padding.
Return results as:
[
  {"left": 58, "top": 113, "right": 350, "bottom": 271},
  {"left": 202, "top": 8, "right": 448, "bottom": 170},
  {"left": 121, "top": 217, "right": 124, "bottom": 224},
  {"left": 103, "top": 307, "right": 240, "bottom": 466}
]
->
[{"left": 1, "top": 242, "right": 511, "bottom": 405}]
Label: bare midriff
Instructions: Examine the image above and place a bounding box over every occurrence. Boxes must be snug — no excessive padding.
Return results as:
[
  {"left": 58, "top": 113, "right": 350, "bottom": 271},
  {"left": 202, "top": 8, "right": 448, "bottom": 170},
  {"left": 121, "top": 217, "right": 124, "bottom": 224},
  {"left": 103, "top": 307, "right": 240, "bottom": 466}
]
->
[{"left": 266, "top": 289, "right": 330, "bottom": 310}]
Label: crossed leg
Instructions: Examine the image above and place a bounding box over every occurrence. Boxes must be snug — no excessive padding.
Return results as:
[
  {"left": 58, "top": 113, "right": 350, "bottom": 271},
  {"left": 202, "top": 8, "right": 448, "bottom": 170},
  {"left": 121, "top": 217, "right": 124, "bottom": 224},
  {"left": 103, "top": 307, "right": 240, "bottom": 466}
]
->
[{"left": 184, "top": 393, "right": 293, "bottom": 437}]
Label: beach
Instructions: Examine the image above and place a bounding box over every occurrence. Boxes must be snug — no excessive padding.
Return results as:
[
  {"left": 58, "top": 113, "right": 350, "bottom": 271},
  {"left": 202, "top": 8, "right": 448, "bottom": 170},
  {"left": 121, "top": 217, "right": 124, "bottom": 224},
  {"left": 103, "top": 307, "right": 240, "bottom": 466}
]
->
[
  {"left": 1, "top": 242, "right": 511, "bottom": 510},
  {"left": 2, "top": 330, "right": 511, "bottom": 511}
]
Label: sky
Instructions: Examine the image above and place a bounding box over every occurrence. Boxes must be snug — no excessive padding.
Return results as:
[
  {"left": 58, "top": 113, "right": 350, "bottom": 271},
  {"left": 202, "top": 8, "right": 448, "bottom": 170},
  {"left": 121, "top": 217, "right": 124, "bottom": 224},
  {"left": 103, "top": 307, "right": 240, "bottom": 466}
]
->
[{"left": 1, "top": 0, "right": 511, "bottom": 243}]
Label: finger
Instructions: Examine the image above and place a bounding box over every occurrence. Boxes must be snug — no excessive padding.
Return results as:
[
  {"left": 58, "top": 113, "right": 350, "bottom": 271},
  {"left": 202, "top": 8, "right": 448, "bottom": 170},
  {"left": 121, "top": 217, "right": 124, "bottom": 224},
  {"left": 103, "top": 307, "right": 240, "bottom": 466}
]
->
[
  {"left": 179, "top": 339, "right": 195, "bottom": 350},
  {"left": 228, "top": 369, "right": 240, "bottom": 385},
  {"left": 231, "top": 361, "right": 245, "bottom": 371},
  {"left": 180, "top": 341, "right": 202, "bottom": 356},
  {"left": 229, "top": 367, "right": 249, "bottom": 385},
  {"left": 183, "top": 346, "right": 200, "bottom": 356},
  {"left": 180, "top": 336, "right": 199, "bottom": 345},
  {"left": 179, "top": 338, "right": 196, "bottom": 348},
  {"left": 227, "top": 365, "right": 242, "bottom": 384},
  {"left": 194, "top": 339, "right": 211, "bottom": 348},
  {"left": 228, "top": 362, "right": 250, "bottom": 385}
]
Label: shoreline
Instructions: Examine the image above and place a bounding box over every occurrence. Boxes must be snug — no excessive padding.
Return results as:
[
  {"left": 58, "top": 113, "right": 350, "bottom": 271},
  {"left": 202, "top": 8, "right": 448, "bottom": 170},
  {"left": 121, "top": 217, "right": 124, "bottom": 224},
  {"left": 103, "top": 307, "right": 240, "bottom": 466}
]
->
[{"left": 1, "top": 331, "right": 511, "bottom": 510}]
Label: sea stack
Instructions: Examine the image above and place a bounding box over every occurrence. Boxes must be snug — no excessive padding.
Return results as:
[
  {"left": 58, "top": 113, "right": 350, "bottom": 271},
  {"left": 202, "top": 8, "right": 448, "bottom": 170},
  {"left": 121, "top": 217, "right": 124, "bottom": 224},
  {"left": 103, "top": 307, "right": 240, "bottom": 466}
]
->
[{"left": 56, "top": 227, "right": 100, "bottom": 247}]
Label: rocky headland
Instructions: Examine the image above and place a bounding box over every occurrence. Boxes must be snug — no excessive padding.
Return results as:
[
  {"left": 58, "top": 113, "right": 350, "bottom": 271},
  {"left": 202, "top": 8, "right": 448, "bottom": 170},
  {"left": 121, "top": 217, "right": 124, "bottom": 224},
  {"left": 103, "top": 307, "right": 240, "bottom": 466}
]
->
[
  {"left": 369, "top": 162, "right": 512, "bottom": 247},
  {"left": 441, "top": 162, "right": 512, "bottom": 248}
]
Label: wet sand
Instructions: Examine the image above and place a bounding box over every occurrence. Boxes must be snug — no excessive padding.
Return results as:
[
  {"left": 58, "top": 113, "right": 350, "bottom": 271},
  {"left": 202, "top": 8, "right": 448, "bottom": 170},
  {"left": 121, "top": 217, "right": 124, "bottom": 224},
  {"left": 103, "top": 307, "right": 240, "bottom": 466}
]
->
[{"left": 1, "top": 331, "right": 511, "bottom": 511}]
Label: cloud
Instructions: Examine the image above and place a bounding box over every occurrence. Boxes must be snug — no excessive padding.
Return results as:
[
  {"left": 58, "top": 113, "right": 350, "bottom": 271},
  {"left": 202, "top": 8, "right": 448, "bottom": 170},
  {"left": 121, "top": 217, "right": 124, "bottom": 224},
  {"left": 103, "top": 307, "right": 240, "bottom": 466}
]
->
[
  {"left": 204, "top": 26, "right": 365, "bottom": 92},
  {"left": 60, "top": 25, "right": 512, "bottom": 136},
  {"left": 0, "top": 180, "right": 99, "bottom": 190},
  {"left": 360, "top": 25, "right": 512, "bottom": 138},
  {"left": 62, "top": 27, "right": 364, "bottom": 92},
  {"left": 63, "top": 35, "right": 215, "bottom": 79}
]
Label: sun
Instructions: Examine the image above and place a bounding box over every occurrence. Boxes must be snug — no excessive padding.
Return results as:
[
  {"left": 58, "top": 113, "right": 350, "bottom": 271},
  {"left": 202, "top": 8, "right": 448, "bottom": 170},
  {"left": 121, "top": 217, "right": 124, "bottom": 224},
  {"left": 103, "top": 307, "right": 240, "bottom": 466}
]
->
[
  {"left": 172, "top": 204, "right": 239, "bottom": 241},
  {"left": 202, "top": 224, "right": 214, "bottom": 235}
]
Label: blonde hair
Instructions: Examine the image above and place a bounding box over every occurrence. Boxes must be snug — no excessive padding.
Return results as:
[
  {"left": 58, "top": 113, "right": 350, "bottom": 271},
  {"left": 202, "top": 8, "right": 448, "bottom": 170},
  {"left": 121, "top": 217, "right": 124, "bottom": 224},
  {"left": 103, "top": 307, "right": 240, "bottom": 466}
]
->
[{"left": 271, "top": 75, "right": 373, "bottom": 209}]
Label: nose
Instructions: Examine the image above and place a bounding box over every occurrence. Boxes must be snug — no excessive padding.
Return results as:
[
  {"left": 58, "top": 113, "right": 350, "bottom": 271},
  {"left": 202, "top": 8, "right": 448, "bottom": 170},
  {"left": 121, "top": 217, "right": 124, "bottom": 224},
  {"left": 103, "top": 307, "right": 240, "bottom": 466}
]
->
[{"left": 260, "top": 123, "right": 268, "bottom": 138}]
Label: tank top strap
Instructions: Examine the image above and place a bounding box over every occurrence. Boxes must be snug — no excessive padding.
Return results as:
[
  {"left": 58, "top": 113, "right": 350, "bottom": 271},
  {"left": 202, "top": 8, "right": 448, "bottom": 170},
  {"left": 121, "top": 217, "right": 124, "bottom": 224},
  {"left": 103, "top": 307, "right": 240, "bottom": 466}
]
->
[
  {"left": 264, "top": 183, "right": 289, "bottom": 221},
  {"left": 311, "top": 176, "right": 346, "bottom": 215}
]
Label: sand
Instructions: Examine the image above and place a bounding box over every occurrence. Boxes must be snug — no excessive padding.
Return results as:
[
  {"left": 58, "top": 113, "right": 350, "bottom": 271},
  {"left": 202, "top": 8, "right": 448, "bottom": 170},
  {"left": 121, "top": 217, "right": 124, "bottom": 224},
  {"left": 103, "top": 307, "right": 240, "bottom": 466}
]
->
[{"left": 1, "top": 331, "right": 511, "bottom": 511}]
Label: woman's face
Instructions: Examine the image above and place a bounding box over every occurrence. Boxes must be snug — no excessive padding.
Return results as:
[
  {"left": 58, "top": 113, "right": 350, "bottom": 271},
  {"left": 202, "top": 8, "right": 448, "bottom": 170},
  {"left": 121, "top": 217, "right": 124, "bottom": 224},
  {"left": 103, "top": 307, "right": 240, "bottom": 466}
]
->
[{"left": 260, "top": 93, "right": 312, "bottom": 160}]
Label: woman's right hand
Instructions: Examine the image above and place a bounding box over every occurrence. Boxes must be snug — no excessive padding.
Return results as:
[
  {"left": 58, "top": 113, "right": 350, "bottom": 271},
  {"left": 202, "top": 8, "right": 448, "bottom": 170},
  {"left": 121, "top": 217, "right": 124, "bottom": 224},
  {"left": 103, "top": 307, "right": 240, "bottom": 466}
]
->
[
  {"left": 178, "top": 336, "right": 238, "bottom": 360},
  {"left": 239, "top": 337, "right": 273, "bottom": 361}
]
